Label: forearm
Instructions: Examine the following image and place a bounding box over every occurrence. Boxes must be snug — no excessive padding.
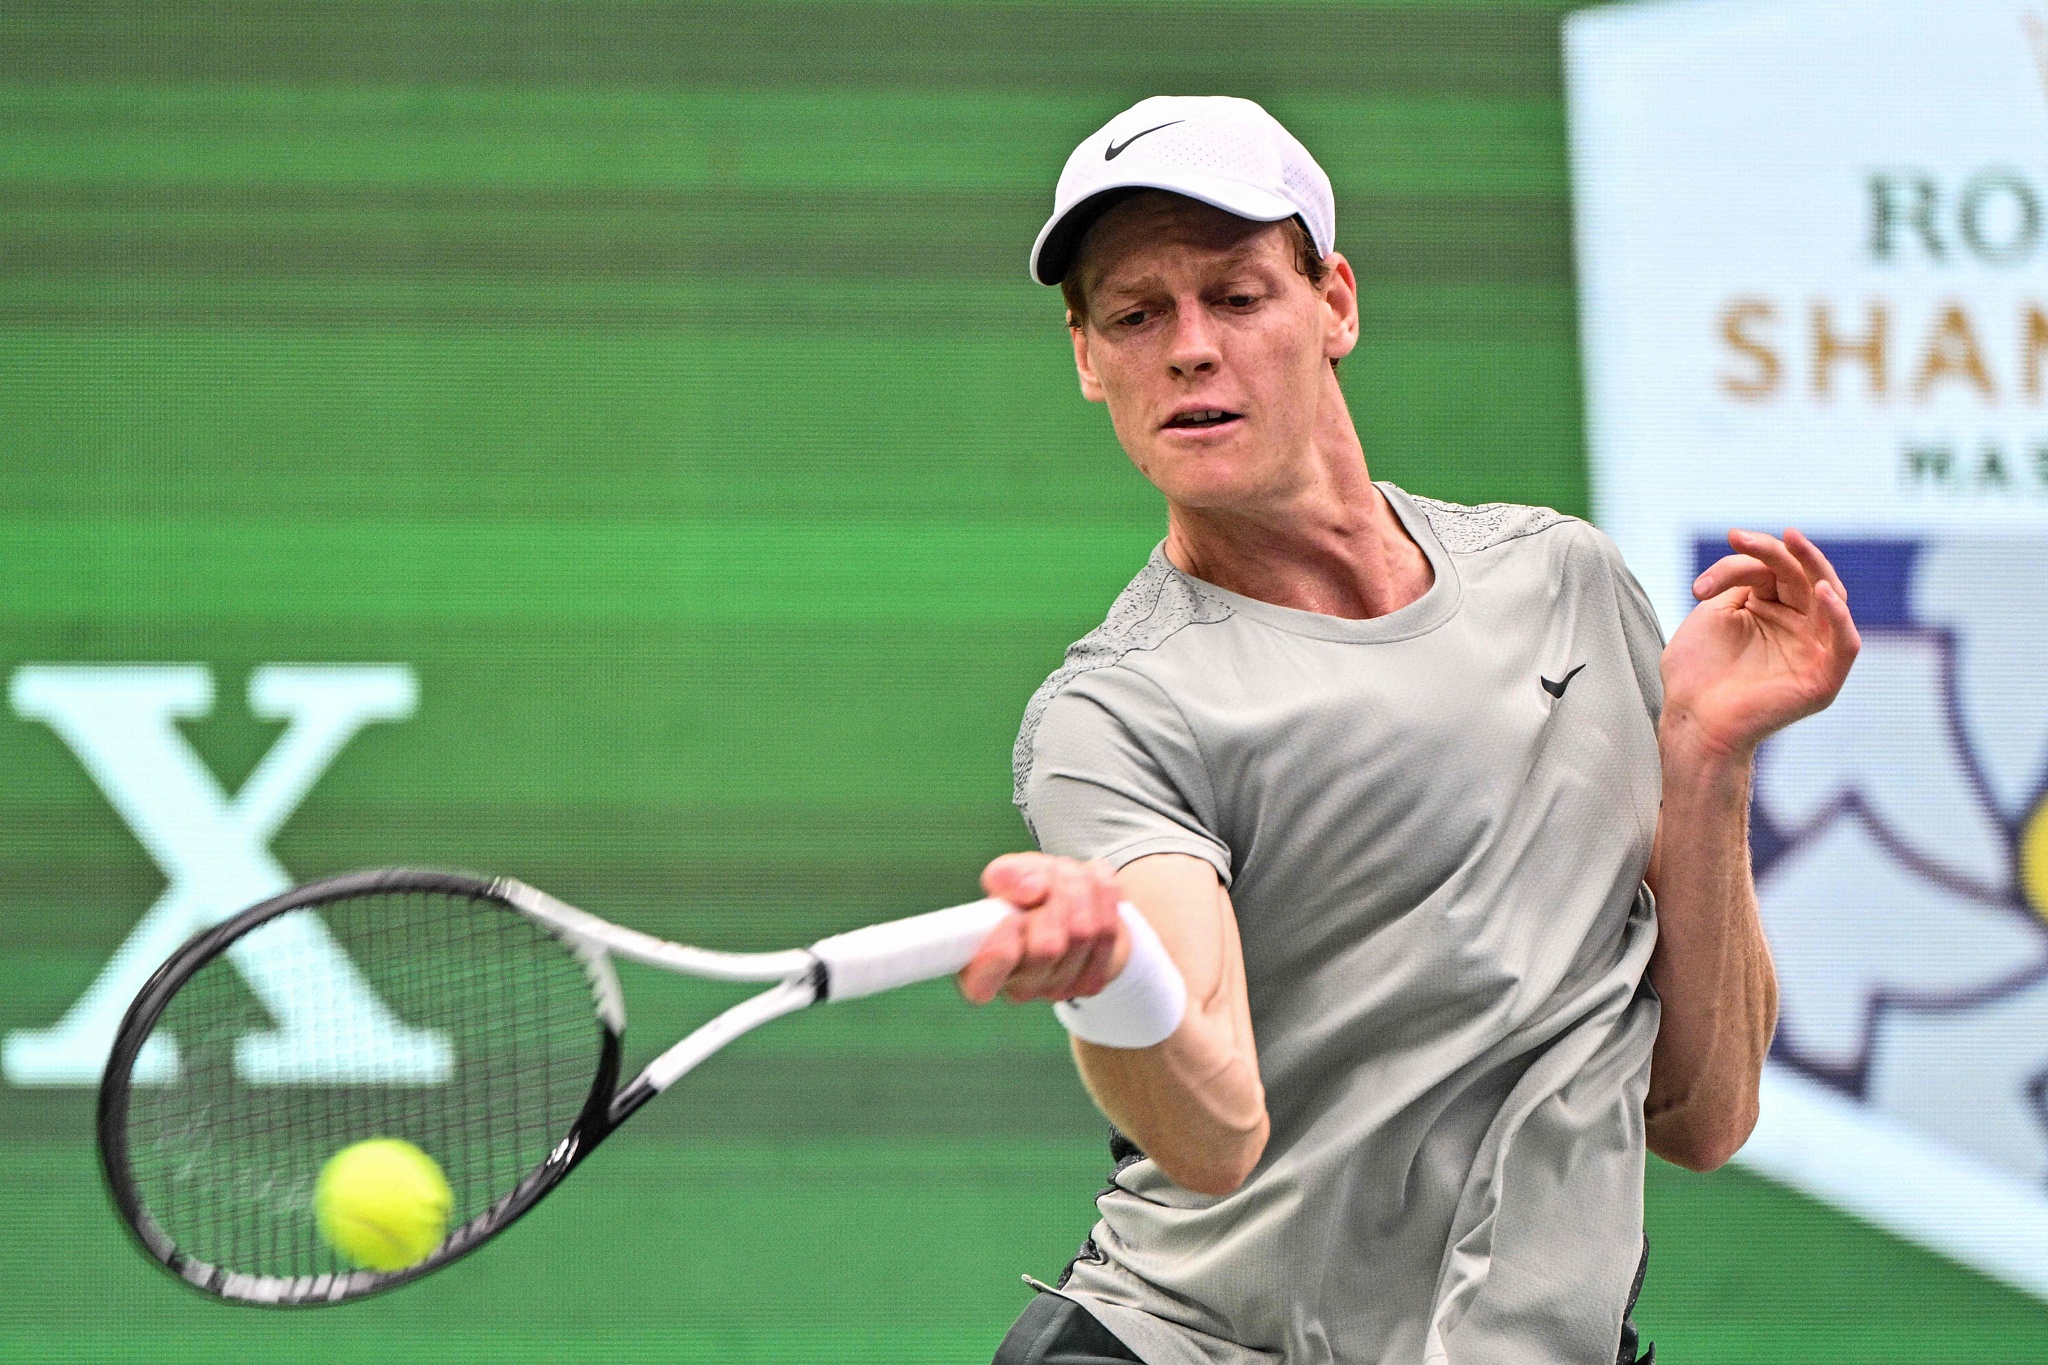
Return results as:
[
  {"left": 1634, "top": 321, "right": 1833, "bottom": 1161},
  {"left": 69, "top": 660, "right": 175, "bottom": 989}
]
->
[
  {"left": 1642, "top": 713, "right": 1780, "bottom": 1171},
  {"left": 962, "top": 850, "right": 1268, "bottom": 1195},
  {"left": 1073, "top": 858, "right": 1268, "bottom": 1196}
]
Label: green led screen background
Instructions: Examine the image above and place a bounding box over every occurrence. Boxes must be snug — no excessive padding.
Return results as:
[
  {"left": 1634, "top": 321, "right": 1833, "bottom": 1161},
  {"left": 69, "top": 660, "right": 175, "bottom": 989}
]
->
[{"left": 3, "top": 2, "right": 2046, "bottom": 1360}]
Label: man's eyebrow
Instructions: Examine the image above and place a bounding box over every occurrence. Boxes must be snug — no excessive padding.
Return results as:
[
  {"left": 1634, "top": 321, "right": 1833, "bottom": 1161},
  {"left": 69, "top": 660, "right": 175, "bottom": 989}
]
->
[
  {"left": 1090, "top": 272, "right": 1162, "bottom": 302},
  {"left": 1214, "top": 239, "right": 1269, "bottom": 268}
]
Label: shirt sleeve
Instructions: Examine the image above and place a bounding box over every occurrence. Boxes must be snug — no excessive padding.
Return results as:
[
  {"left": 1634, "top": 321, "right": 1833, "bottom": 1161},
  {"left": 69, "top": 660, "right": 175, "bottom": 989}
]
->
[
  {"left": 1016, "top": 665, "right": 1233, "bottom": 885},
  {"left": 1582, "top": 522, "right": 1667, "bottom": 726}
]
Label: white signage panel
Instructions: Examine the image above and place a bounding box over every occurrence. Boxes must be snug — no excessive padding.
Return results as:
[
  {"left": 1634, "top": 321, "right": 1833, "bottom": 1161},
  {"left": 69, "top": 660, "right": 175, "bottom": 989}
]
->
[{"left": 1568, "top": 0, "right": 2048, "bottom": 1296}]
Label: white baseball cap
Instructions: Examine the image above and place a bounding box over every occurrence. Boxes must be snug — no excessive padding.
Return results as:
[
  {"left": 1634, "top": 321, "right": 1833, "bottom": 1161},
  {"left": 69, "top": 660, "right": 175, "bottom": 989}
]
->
[{"left": 1029, "top": 95, "right": 1336, "bottom": 286}]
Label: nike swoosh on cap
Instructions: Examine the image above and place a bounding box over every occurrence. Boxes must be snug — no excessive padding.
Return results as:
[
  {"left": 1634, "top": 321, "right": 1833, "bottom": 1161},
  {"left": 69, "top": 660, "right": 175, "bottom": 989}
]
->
[{"left": 1105, "top": 120, "right": 1183, "bottom": 160}]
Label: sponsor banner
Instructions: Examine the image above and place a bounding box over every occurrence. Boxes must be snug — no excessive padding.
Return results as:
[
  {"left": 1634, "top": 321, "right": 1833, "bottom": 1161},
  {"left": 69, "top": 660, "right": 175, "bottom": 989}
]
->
[{"left": 1567, "top": 0, "right": 2048, "bottom": 1293}]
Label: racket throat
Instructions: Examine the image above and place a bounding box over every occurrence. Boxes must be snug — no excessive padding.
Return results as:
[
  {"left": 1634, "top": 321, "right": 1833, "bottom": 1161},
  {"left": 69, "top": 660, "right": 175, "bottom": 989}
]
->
[
  {"left": 605, "top": 968, "right": 824, "bottom": 1128},
  {"left": 605, "top": 1075, "right": 660, "bottom": 1129}
]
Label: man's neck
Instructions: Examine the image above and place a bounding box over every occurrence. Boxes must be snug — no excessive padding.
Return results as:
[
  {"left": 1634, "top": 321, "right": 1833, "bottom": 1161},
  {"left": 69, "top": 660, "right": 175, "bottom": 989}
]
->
[{"left": 1159, "top": 392, "right": 1434, "bottom": 621}]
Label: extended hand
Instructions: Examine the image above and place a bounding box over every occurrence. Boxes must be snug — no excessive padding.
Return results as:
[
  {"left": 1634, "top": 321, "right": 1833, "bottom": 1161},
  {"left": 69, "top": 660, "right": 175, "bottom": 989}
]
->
[
  {"left": 1662, "top": 528, "right": 1861, "bottom": 762},
  {"left": 957, "top": 853, "right": 1131, "bottom": 1005}
]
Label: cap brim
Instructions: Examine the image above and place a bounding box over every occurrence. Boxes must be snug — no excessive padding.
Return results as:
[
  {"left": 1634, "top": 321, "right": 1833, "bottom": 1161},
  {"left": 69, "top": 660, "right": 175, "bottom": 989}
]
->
[{"left": 1029, "top": 176, "right": 1301, "bottom": 286}]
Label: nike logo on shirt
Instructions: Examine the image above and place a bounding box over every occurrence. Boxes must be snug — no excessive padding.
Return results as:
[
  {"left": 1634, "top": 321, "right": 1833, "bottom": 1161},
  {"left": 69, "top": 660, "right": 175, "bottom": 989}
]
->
[
  {"left": 1540, "top": 664, "right": 1588, "bottom": 698},
  {"left": 1105, "top": 121, "right": 1183, "bottom": 159}
]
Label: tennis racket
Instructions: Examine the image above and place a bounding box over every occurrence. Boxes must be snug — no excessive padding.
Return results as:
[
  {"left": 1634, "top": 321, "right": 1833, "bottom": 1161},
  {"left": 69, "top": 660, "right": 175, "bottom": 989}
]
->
[{"left": 97, "top": 867, "right": 1025, "bottom": 1306}]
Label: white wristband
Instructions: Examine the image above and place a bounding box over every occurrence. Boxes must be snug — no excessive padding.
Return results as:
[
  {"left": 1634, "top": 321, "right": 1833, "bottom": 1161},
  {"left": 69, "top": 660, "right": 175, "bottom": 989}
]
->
[{"left": 1052, "top": 902, "right": 1187, "bottom": 1049}]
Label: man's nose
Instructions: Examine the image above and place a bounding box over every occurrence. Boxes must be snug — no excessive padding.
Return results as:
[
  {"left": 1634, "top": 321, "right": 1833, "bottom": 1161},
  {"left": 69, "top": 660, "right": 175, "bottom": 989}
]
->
[{"left": 1166, "top": 305, "right": 1222, "bottom": 378}]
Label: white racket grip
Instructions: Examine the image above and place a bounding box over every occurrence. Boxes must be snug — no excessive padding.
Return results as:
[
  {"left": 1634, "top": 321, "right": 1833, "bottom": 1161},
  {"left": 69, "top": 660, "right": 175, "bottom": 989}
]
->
[
  {"left": 811, "top": 897, "right": 1017, "bottom": 1002},
  {"left": 1053, "top": 902, "right": 1187, "bottom": 1049}
]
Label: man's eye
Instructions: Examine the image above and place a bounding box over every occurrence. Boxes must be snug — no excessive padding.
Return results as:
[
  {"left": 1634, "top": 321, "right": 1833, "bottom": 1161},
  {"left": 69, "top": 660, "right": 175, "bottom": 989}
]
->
[
  {"left": 1225, "top": 294, "right": 1257, "bottom": 308},
  {"left": 1115, "top": 310, "right": 1149, "bottom": 328}
]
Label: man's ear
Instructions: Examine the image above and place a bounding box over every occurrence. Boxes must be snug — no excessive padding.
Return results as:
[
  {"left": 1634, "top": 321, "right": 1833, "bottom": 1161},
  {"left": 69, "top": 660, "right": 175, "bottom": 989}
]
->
[
  {"left": 1321, "top": 252, "right": 1361, "bottom": 363},
  {"left": 1071, "top": 317, "right": 1108, "bottom": 403}
]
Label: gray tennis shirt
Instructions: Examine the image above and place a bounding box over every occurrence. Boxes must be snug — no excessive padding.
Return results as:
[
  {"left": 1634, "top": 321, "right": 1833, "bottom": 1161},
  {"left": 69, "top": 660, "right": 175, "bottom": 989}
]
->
[{"left": 1012, "top": 484, "right": 1666, "bottom": 1365}]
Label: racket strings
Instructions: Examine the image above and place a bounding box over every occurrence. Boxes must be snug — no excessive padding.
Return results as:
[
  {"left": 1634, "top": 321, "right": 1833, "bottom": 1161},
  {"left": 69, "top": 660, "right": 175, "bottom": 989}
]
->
[{"left": 122, "top": 889, "right": 603, "bottom": 1283}]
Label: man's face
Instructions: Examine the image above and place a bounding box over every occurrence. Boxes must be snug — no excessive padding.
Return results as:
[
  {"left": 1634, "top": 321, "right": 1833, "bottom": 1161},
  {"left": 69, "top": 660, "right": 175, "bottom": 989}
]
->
[{"left": 1068, "top": 192, "right": 1357, "bottom": 511}]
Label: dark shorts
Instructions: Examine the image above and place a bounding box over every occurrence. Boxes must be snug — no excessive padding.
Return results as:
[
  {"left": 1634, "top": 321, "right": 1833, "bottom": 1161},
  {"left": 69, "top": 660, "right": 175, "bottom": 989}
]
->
[{"left": 991, "top": 1293, "right": 1142, "bottom": 1365}]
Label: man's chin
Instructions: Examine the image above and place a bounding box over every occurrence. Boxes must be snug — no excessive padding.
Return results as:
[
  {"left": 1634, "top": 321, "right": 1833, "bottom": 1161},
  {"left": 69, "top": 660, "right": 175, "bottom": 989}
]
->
[{"left": 1141, "top": 462, "right": 1276, "bottom": 513}]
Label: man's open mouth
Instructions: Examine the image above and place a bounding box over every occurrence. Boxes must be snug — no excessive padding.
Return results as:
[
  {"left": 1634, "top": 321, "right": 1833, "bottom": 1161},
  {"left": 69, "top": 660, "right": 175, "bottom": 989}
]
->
[{"left": 1163, "top": 409, "right": 1241, "bottom": 429}]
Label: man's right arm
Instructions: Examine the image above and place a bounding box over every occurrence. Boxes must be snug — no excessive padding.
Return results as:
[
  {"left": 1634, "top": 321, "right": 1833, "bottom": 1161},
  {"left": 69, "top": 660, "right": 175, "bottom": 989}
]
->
[{"left": 958, "top": 850, "right": 1268, "bottom": 1196}]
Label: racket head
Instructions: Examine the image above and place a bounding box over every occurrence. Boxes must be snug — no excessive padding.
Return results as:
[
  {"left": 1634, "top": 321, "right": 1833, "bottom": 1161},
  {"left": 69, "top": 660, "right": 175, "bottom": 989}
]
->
[{"left": 97, "top": 869, "right": 623, "bottom": 1306}]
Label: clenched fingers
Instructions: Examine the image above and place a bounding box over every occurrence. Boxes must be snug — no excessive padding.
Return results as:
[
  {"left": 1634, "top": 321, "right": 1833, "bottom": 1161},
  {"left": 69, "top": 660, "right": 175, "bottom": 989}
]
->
[
  {"left": 1005, "top": 859, "right": 1117, "bottom": 1002},
  {"left": 956, "top": 913, "right": 1025, "bottom": 1005},
  {"left": 981, "top": 851, "right": 1055, "bottom": 908},
  {"left": 1065, "top": 869, "right": 1127, "bottom": 999},
  {"left": 960, "top": 854, "right": 1125, "bottom": 1006}
]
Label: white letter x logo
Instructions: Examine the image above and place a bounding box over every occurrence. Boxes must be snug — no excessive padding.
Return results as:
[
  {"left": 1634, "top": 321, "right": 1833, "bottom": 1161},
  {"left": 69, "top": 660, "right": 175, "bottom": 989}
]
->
[{"left": 4, "top": 665, "right": 449, "bottom": 1086}]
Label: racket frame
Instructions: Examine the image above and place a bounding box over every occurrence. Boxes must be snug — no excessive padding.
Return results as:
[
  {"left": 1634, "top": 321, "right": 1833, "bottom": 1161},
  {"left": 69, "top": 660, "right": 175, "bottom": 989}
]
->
[
  {"left": 99, "top": 867, "right": 1016, "bottom": 1306},
  {"left": 96, "top": 868, "right": 822, "bottom": 1306}
]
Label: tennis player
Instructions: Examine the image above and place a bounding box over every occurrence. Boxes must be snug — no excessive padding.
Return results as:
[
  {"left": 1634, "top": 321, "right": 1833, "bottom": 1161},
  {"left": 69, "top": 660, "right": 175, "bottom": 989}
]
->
[{"left": 957, "top": 97, "right": 1859, "bottom": 1365}]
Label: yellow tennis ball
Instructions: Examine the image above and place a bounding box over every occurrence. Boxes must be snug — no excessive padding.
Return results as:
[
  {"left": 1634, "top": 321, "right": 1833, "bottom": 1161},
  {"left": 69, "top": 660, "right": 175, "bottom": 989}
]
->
[{"left": 314, "top": 1138, "right": 453, "bottom": 1273}]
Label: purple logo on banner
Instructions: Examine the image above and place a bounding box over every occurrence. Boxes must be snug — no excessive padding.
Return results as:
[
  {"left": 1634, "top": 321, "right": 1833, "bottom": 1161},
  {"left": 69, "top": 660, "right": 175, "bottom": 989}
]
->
[{"left": 1697, "top": 535, "right": 2048, "bottom": 1186}]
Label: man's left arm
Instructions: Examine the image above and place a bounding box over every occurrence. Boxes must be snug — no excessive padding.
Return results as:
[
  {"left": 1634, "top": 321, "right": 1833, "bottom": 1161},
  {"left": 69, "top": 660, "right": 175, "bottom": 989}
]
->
[{"left": 1641, "top": 527, "right": 1860, "bottom": 1172}]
